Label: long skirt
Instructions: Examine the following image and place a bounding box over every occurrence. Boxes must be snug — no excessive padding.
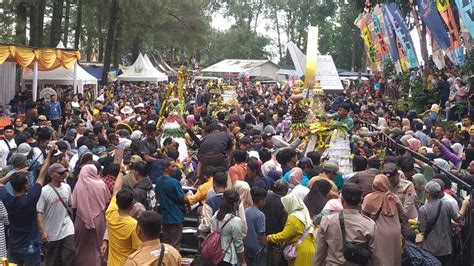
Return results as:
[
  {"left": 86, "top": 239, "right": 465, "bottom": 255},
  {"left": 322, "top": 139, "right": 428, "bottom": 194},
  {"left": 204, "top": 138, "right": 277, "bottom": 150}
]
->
[{"left": 74, "top": 212, "right": 106, "bottom": 266}]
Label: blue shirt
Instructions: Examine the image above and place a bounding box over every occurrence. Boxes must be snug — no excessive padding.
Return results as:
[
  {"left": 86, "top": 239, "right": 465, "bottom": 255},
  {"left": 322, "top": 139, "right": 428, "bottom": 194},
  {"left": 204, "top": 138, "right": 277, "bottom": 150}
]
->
[
  {"left": 0, "top": 183, "right": 42, "bottom": 249},
  {"left": 45, "top": 101, "right": 62, "bottom": 120},
  {"left": 155, "top": 176, "right": 185, "bottom": 224},
  {"left": 244, "top": 207, "right": 266, "bottom": 258}
]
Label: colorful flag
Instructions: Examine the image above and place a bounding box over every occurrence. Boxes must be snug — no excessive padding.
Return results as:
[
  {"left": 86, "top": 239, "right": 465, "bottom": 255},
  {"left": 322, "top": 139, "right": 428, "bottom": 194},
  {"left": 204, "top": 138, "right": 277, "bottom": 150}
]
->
[
  {"left": 355, "top": 14, "right": 377, "bottom": 71},
  {"left": 436, "top": 0, "right": 465, "bottom": 65},
  {"left": 382, "top": 5, "right": 399, "bottom": 62},
  {"left": 454, "top": 0, "right": 474, "bottom": 39},
  {"left": 432, "top": 37, "right": 446, "bottom": 70},
  {"left": 417, "top": 0, "right": 451, "bottom": 50},
  {"left": 385, "top": 3, "right": 419, "bottom": 69},
  {"left": 372, "top": 6, "right": 391, "bottom": 61}
]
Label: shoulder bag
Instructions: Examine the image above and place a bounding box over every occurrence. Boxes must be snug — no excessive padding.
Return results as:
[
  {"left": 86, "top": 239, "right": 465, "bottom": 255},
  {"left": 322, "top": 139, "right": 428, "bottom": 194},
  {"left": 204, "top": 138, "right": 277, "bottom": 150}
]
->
[
  {"left": 156, "top": 243, "right": 165, "bottom": 266},
  {"left": 339, "top": 211, "right": 372, "bottom": 264},
  {"left": 48, "top": 183, "right": 73, "bottom": 219},
  {"left": 424, "top": 201, "right": 443, "bottom": 239},
  {"left": 283, "top": 226, "right": 312, "bottom": 260}
]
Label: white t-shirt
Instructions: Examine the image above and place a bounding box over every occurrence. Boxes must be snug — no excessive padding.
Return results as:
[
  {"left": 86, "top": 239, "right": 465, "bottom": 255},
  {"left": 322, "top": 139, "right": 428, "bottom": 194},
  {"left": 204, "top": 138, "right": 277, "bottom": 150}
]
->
[
  {"left": 0, "top": 138, "right": 17, "bottom": 170},
  {"left": 36, "top": 183, "right": 74, "bottom": 241},
  {"left": 31, "top": 147, "right": 46, "bottom": 165}
]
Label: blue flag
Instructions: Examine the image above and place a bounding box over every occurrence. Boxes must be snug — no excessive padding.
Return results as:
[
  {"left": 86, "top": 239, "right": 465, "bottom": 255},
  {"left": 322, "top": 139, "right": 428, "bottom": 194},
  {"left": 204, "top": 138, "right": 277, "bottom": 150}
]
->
[
  {"left": 455, "top": 0, "right": 474, "bottom": 38},
  {"left": 417, "top": 0, "right": 451, "bottom": 49},
  {"left": 382, "top": 4, "right": 399, "bottom": 62},
  {"left": 385, "top": 3, "right": 419, "bottom": 68}
]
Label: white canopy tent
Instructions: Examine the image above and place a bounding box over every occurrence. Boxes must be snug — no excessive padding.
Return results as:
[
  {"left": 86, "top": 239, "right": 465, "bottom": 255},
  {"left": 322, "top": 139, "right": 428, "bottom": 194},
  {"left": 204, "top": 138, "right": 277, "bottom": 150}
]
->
[
  {"left": 23, "top": 64, "right": 98, "bottom": 95},
  {"left": 118, "top": 53, "right": 168, "bottom": 82}
]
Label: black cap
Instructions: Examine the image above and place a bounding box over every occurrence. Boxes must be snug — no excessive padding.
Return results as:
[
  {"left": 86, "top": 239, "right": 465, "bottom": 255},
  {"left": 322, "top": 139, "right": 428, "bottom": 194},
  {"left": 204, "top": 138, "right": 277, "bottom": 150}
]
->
[
  {"left": 341, "top": 182, "right": 362, "bottom": 204},
  {"left": 240, "top": 136, "right": 251, "bottom": 145}
]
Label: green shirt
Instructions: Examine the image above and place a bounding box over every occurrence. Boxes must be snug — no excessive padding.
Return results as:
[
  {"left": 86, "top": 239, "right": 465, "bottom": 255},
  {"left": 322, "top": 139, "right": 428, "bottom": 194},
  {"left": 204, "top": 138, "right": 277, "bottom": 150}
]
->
[{"left": 332, "top": 113, "right": 354, "bottom": 132}]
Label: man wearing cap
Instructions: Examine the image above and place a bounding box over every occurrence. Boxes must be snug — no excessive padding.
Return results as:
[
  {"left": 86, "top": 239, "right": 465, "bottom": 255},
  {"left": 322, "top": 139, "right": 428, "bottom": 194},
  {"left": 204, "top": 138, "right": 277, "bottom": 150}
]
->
[
  {"left": 418, "top": 181, "right": 470, "bottom": 264},
  {"left": 37, "top": 163, "right": 75, "bottom": 266},
  {"left": 3, "top": 154, "right": 30, "bottom": 196},
  {"left": 383, "top": 162, "right": 418, "bottom": 219},
  {"left": 37, "top": 115, "right": 49, "bottom": 127},
  {"left": 307, "top": 162, "right": 340, "bottom": 198},
  {"left": 315, "top": 183, "right": 376, "bottom": 265}
]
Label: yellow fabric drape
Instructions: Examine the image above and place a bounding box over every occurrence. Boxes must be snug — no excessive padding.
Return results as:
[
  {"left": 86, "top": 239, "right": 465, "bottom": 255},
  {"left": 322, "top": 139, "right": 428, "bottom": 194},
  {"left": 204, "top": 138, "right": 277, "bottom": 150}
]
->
[{"left": 0, "top": 44, "right": 80, "bottom": 70}]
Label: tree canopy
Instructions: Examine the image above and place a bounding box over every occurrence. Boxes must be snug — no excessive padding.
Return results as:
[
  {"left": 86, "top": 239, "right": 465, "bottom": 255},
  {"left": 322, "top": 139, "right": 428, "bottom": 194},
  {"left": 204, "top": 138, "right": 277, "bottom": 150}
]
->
[{"left": 0, "top": 0, "right": 427, "bottom": 72}]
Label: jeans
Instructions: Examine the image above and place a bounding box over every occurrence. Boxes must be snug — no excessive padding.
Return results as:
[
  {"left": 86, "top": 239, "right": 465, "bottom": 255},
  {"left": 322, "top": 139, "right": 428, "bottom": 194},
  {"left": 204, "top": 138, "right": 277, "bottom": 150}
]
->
[{"left": 8, "top": 243, "right": 41, "bottom": 266}]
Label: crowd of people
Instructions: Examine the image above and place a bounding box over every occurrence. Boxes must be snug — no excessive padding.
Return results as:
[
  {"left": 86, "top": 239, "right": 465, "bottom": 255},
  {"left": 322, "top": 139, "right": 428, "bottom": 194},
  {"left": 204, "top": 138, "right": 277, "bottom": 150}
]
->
[{"left": 0, "top": 66, "right": 471, "bottom": 266}]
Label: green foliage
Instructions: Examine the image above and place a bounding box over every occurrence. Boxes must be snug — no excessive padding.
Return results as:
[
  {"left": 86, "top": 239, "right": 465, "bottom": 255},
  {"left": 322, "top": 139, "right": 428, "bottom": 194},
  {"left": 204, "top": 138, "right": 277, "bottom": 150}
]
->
[
  {"left": 202, "top": 26, "right": 271, "bottom": 66},
  {"left": 409, "top": 78, "right": 438, "bottom": 113},
  {"left": 456, "top": 49, "right": 474, "bottom": 78}
]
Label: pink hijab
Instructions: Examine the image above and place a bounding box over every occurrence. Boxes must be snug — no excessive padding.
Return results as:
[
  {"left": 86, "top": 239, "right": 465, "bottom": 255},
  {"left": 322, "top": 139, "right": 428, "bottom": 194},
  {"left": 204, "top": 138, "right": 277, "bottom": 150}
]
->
[
  {"left": 407, "top": 138, "right": 422, "bottom": 151},
  {"left": 289, "top": 167, "right": 304, "bottom": 186},
  {"left": 72, "top": 164, "right": 111, "bottom": 229}
]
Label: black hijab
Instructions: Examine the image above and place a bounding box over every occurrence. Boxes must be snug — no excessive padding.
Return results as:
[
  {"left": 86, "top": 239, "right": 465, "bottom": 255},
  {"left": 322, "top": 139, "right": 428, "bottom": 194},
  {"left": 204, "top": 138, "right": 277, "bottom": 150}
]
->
[{"left": 304, "top": 179, "right": 332, "bottom": 216}]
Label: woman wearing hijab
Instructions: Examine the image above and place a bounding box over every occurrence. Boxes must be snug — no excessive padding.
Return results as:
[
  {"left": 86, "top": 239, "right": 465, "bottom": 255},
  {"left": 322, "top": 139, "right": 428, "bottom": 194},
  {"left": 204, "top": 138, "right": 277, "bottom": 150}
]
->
[
  {"left": 233, "top": 180, "right": 253, "bottom": 209},
  {"left": 362, "top": 175, "right": 405, "bottom": 266},
  {"left": 462, "top": 147, "right": 474, "bottom": 169},
  {"left": 303, "top": 179, "right": 332, "bottom": 217},
  {"left": 412, "top": 173, "right": 427, "bottom": 206},
  {"left": 282, "top": 167, "right": 309, "bottom": 187},
  {"left": 401, "top": 118, "right": 411, "bottom": 131},
  {"left": 267, "top": 194, "right": 315, "bottom": 266},
  {"left": 407, "top": 138, "right": 422, "bottom": 151},
  {"left": 72, "top": 164, "right": 111, "bottom": 266}
]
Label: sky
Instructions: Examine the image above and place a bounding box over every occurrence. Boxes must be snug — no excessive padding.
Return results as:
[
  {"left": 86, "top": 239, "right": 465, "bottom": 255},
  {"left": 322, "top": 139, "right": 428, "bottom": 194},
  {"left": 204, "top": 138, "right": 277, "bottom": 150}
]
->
[{"left": 211, "top": 10, "right": 432, "bottom": 68}]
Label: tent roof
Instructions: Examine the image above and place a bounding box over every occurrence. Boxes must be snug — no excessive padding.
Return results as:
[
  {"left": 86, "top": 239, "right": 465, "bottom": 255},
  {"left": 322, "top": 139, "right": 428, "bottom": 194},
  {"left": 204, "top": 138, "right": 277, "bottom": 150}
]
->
[
  {"left": 23, "top": 64, "right": 97, "bottom": 85},
  {"left": 202, "top": 59, "right": 276, "bottom": 73},
  {"left": 83, "top": 66, "right": 122, "bottom": 81},
  {"left": 117, "top": 53, "right": 168, "bottom": 82}
]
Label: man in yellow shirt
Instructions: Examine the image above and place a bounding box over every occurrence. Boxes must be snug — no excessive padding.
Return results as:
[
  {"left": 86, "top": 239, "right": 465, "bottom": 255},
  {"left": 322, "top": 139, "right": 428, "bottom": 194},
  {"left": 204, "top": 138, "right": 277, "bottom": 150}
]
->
[
  {"left": 124, "top": 211, "right": 181, "bottom": 266},
  {"left": 106, "top": 166, "right": 141, "bottom": 266},
  {"left": 187, "top": 166, "right": 214, "bottom": 206}
]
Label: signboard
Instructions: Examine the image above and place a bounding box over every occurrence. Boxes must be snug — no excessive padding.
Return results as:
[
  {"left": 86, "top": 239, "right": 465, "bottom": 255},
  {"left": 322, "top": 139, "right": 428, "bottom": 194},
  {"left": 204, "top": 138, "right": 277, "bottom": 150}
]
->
[
  {"left": 315, "top": 55, "right": 344, "bottom": 91},
  {"left": 287, "top": 42, "right": 344, "bottom": 92}
]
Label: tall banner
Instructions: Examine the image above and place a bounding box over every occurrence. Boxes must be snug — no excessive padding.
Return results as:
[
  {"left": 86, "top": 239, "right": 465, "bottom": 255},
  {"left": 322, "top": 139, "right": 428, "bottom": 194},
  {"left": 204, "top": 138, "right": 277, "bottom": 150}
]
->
[
  {"left": 432, "top": 38, "right": 446, "bottom": 70},
  {"left": 436, "top": 0, "right": 465, "bottom": 65},
  {"left": 454, "top": 0, "right": 474, "bottom": 38},
  {"left": 355, "top": 14, "right": 377, "bottom": 71},
  {"left": 385, "top": 3, "right": 419, "bottom": 69},
  {"left": 372, "top": 6, "right": 391, "bottom": 63},
  {"left": 366, "top": 13, "right": 384, "bottom": 71},
  {"left": 382, "top": 5, "right": 400, "bottom": 66},
  {"left": 417, "top": 0, "right": 451, "bottom": 50},
  {"left": 460, "top": 18, "right": 474, "bottom": 52},
  {"left": 396, "top": 38, "right": 409, "bottom": 72}
]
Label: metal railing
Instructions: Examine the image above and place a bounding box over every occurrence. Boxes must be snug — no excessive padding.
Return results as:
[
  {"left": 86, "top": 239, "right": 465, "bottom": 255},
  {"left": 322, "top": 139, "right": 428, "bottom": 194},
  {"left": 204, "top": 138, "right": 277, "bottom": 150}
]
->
[{"left": 360, "top": 121, "right": 474, "bottom": 266}]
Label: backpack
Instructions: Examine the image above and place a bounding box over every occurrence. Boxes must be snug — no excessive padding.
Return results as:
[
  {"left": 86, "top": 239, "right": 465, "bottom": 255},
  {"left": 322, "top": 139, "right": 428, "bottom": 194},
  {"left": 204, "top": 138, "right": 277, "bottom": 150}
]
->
[
  {"left": 4, "top": 139, "right": 17, "bottom": 162},
  {"left": 201, "top": 216, "right": 234, "bottom": 265}
]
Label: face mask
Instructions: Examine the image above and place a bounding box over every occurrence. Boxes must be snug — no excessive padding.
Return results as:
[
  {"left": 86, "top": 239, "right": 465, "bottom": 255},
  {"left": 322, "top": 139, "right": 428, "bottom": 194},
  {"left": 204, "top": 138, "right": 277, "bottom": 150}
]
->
[{"left": 252, "top": 144, "right": 262, "bottom": 150}]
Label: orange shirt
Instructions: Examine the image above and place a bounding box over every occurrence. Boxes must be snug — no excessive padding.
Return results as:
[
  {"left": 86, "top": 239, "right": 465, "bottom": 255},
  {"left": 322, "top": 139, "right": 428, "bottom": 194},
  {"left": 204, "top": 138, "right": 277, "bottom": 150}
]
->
[{"left": 229, "top": 163, "right": 247, "bottom": 183}]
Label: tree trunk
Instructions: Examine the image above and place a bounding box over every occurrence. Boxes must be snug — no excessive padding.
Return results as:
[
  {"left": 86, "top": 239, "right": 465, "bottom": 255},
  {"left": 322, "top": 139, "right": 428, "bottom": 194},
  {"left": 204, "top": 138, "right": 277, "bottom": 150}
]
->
[
  {"left": 112, "top": 16, "right": 122, "bottom": 67},
  {"left": 86, "top": 34, "right": 93, "bottom": 61},
  {"left": 50, "top": 0, "right": 64, "bottom": 47},
  {"left": 29, "top": 1, "right": 39, "bottom": 46},
  {"left": 98, "top": 14, "right": 104, "bottom": 62},
  {"left": 351, "top": 40, "right": 356, "bottom": 71},
  {"left": 15, "top": 2, "right": 27, "bottom": 45},
  {"left": 102, "top": 0, "right": 118, "bottom": 83},
  {"left": 361, "top": 47, "right": 367, "bottom": 72},
  {"left": 274, "top": 8, "right": 283, "bottom": 62},
  {"left": 62, "top": 0, "right": 71, "bottom": 47},
  {"left": 132, "top": 36, "right": 141, "bottom": 63},
  {"left": 37, "top": 0, "right": 46, "bottom": 46},
  {"left": 74, "top": 0, "right": 82, "bottom": 49},
  {"left": 420, "top": 22, "right": 428, "bottom": 64}
]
